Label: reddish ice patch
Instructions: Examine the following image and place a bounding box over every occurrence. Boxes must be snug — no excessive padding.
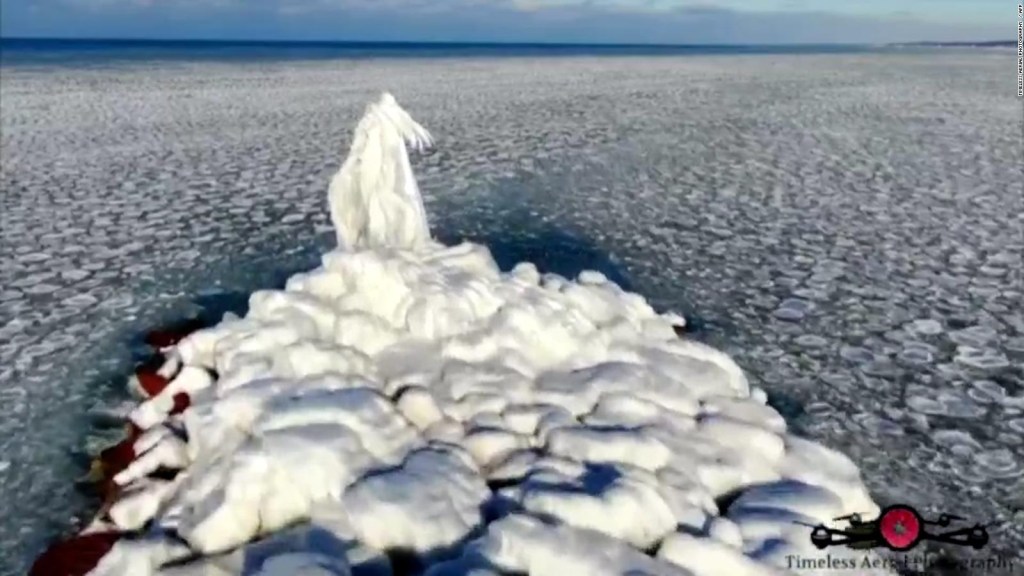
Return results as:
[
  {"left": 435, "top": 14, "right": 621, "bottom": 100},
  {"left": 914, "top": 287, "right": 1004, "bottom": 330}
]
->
[
  {"left": 170, "top": 393, "right": 191, "bottom": 415},
  {"left": 93, "top": 438, "right": 135, "bottom": 499},
  {"left": 30, "top": 531, "right": 121, "bottom": 576},
  {"left": 135, "top": 370, "right": 169, "bottom": 398},
  {"left": 98, "top": 438, "right": 136, "bottom": 477}
]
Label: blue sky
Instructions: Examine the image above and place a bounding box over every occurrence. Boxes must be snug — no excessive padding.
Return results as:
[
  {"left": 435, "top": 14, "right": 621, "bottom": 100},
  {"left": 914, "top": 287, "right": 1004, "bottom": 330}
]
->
[{"left": 0, "top": 0, "right": 1012, "bottom": 44}]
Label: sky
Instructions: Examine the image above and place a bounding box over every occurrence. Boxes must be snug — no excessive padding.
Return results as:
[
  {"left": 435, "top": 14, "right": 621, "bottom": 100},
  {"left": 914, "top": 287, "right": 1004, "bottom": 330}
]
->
[{"left": 0, "top": 0, "right": 1013, "bottom": 44}]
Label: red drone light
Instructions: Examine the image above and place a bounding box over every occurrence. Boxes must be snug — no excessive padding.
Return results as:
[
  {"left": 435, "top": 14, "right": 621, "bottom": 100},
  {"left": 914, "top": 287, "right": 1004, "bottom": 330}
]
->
[{"left": 878, "top": 505, "right": 922, "bottom": 551}]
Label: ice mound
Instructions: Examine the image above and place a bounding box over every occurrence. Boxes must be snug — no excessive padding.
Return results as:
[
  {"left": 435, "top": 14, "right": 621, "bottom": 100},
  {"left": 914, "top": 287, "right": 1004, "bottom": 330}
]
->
[
  {"left": 43, "top": 93, "right": 893, "bottom": 576},
  {"left": 341, "top": 446, "right": 490, "bottom": 558},
  {"left": 427, "top": 514, "right": 690, "bottom": 576},
  {"left": 328, "top": 92, "right": 434, "bottom": 252}
]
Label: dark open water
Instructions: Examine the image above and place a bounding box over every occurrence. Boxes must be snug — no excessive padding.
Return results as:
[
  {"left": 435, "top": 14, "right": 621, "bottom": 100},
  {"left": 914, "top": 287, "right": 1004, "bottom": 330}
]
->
[{"left": 0, "top": 38, "right": 881, "bottom": 68}]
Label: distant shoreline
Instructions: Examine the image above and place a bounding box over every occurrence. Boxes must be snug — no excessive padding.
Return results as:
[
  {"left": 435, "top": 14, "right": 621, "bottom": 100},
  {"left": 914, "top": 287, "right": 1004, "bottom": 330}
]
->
[
  {"left": 1, "top": 38, "right": 1012, "bottom": 68},
  {"left": 3, "top": 37, "right": 1014, "bottom": 48},
  {"left": 0, "top": 38, "right": 878, "bottom": 67},
  {"left": 0, "top": 37, "right": 872, "bottom": 49},
  {"left": 887, "top": 40, "right": 1015, "bottom": 48}
]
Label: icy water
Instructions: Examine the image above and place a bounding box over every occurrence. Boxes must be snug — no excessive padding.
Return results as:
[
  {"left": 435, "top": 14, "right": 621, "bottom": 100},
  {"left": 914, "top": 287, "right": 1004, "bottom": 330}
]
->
[
  {"left": 1, "top": 50, "right": 1022, "bottom": 575},
  {"left": 0, "top": 38, "right": 877, "bottom": 67}
]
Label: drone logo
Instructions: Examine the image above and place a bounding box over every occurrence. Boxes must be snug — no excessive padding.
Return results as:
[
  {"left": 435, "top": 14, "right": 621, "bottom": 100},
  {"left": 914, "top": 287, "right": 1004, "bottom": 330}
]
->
[{"left": 796, "top": 505, "right": 989, "bottom": 552}]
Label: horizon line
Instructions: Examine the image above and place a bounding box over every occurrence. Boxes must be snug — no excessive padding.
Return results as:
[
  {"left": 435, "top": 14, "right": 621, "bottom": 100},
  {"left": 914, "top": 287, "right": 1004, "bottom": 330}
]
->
[
  {"left": 1, "top": 36, "right": 1013, "bottom": 48},
  {"left": 0, "top": 36, "right": 883, "bottom": 47}
]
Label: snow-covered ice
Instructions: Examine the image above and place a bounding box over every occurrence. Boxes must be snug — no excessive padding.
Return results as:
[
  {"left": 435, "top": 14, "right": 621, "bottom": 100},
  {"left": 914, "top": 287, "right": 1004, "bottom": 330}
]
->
[
  {"left": 19, "top": 91, "right": 897, "bottom": 576},
  {"left": 2, "top": 51, "right": 1022, "bottom": 576}
]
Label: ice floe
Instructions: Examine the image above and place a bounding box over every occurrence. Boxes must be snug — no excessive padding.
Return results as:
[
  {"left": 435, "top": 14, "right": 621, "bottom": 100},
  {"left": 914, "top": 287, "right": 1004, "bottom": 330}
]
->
[{"left": 33, "top": 93, "right": 895, "bottom": 576}]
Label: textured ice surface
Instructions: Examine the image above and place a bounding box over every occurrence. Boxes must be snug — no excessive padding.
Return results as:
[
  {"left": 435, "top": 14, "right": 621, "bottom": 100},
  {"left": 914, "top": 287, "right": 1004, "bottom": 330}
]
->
[
  {"left": 2, "top": 52, "right": 1022, "bottom": 576},
  {"left": 71, "top": 230, "right": 891, "bottom": 575}
]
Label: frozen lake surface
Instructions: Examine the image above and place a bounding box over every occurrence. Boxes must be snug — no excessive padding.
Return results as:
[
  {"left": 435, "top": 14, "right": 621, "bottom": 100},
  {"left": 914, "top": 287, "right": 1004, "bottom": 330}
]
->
[{"left": 1, "top": 52, "right": 1022, "bottom": 575}]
